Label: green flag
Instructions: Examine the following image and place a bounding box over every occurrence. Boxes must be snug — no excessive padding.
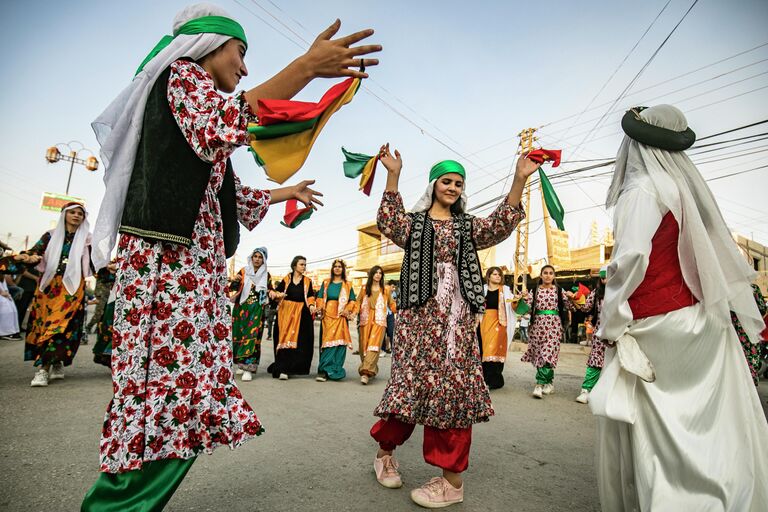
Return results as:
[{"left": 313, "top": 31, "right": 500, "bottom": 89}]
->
[
  {"left": 539, "top": 168, "right": 565, "bottom": 231},
  {"left": 341, "top": 147, "right": 374, "bottom": 178}
]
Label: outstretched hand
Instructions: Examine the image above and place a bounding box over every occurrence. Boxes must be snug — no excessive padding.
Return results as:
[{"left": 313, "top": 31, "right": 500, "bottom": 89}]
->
[
  {"left": 303, "top": 20, "right": 381, "bottom": 79},
  {"left": 293, "top": 180, "right": 324, "bottom": 210}
]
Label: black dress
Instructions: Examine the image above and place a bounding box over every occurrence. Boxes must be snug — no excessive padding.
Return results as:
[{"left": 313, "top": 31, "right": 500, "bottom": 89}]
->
[{"left": 268, "top": 278, "right": 315, "bottom": 377}]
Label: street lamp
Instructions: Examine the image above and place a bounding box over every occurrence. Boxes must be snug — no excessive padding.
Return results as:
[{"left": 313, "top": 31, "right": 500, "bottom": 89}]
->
[{"left": 44, "top": 140, "right": 99, "bottom": 195}]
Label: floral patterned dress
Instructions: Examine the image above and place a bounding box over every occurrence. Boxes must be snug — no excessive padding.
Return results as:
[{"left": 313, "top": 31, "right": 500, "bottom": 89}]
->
[
  {"left": 521, "top": 286, "right": 572, "bottom": 369},
  {"left": 99, "top": 59, "right": 269, "bottom": 474},
  {"left": 731, "top": 283, "right": 767, "bottom": 386},
  {"left": 373, "top": 191, "right": 524, "bottom": 429},
  {"left": 578, "top": 289, "right": 606, "bottom": 369},
  {"left": 231, "top": 268, "right": 269, "bottom": 372},
  {"left": 24, "top": 231, "right": 87, "bottom": 367}
]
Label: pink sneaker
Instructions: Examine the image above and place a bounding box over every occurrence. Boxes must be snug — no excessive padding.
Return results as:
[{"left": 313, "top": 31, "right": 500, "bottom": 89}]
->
[
  {"left": 373, "top": 454, "right": 402, "bottom": 488},
  {"left": 410, "top": 477, "right": 464, "bottom": 508}
]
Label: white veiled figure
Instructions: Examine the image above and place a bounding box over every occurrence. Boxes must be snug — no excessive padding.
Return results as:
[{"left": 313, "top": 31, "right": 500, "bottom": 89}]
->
[{"left": 591, "top": 104, "right": 768, "bottom": 511}]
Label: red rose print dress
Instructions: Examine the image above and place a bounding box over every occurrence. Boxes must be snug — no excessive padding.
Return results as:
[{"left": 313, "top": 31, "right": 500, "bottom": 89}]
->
[
  {"left": 373, "top": 192, "right": 524, "bottom": 429},
  {"left": 99, "top": 60, "right": 269, "bottom": 473},
  {"left": 579, "top": 289, "right": 607, "bottom": 369},
  {"left": 520, "top": 286, "right": 573, "bottom": 369}
]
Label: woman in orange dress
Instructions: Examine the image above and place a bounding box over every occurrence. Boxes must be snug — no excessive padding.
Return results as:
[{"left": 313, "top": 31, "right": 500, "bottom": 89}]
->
[{"left": 357, "top": 265, "right": 396, "bottom": 385}]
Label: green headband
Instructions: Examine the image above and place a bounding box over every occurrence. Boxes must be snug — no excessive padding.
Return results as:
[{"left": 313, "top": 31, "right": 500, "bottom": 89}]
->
[
  {"left": 136, "top": 15, "right": 247, "bottom": 75},
  {"left": 429, "top": 160, "right": 466, "bottom": 182}
]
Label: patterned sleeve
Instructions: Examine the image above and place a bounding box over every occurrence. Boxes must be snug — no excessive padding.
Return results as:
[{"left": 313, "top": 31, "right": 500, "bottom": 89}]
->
[
  {"left": 563, "top": 288, "right": 578, "bottom": 312},
  {"left": 472, "top": 201, "right": 525, "bottom": 250},
  {"left": 25, "top": 232, "right": 51, "bottom": 256},
  {"left": 167, "top": 59, "right": 256, "bottom": 164},
  {"left": 377, "top": 191, "right": 412, "bottom": 248},
  {"left": 523, "top": 289, "right": 533, "bottom": 308},
  {"left": 753, "top": 284, "right": 767, "bottom": 316},
  {"left": 234, "top": 174, "right": 271, "bottom": 231}
]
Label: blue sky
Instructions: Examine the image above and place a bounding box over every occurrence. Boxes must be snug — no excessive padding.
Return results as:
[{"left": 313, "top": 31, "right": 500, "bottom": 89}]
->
[{"left": 1, "top": 0, "right": 767, "bottom": 274}]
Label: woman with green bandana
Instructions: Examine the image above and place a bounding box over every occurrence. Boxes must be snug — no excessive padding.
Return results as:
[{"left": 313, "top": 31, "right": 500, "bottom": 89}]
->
[
  {"left": 369, "top": 144, "right": 538, "bottom": 508},
  {"left": 82, "top": 3, "right": 380, "bottom": 510}
]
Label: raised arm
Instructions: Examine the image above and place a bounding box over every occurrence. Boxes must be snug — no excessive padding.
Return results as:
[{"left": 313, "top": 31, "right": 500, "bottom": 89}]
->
[{"left": 377, "top": 144, "right": 411, "bottom": 247}]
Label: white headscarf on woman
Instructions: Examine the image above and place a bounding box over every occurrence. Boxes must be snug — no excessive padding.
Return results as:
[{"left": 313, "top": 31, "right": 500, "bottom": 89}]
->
[
  {"left": 240, "top": 247, "right": 269, "bottom": 305},
  {"left": 606, "top": 104, "right": 763, "bottom": 344},
  {"left": 39, "top": 203, "right": 92, "bottom": 295},
  {"left": 91, "top": 3, "right": 242, "bottom": 270}
]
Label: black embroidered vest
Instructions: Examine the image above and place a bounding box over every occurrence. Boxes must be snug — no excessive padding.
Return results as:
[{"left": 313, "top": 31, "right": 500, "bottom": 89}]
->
[
  {"left": 120, "top": 64, "right": 240, "bottom": 257},
  {"left": 398, "top": 211, "right": 485, "bottom": 314}
]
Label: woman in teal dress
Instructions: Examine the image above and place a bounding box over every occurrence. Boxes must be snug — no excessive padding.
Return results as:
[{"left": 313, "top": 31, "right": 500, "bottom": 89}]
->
[{"left": 316, "top": 259, "right": 357, "bottom": 381}]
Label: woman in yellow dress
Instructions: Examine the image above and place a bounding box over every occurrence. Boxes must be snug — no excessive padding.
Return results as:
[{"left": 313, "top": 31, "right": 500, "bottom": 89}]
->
[
  {"left": 357, "top": 265, "right": 396, "bottom": 385},
  {"left": 477, "top": 267, "right": 515, "bottom": 389}
]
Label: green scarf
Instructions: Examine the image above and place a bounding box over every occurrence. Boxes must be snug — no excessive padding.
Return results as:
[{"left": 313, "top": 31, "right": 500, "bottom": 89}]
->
[
  {"left": 429, "top": 160, "right": 465, "bottom": 182},
  {"left": 136, "top": 15, "right": 248, "bottom": 75}
]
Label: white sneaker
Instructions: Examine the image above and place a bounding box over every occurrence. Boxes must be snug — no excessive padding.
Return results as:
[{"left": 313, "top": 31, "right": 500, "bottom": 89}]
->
[
  {"left": 532, "top": 384, "right": 543, "bottom": 399},
  {"left": 31, "top": 369, "right": 49, "bottom": 387},
  {"left": 235, "top": 368, "right": 244, "bottom": 375},
  {"left": 361, "top": 375, "right": 369, "bottom": 385},
  {"left": 575, "top": 389, "right": 589, "bottom": 404},
  {"left": 543, "top": 383, "right": 555, "bottom": 395},
  {"left": 50, "top": 363, "right": 64, "bottom": 380},
  {"left": 279, "top": 373, "right": 289, "bottom": 381},
  {"left": 316, "top": 375, "right": 327, "bottom": 382},
  {"left": 242, "top": 371, "right": 253, "bottom": 381},
  {"left": 379, "top": 352, "right": 388, "bottom": 358}
]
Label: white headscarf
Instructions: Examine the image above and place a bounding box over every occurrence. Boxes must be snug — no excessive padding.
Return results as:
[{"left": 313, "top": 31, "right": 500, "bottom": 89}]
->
[
  {"left": 39, "top": 203, "right": 92, "bottom": 295},
  {"left": 412, "top": 180, "right": 468, "bottom": 213},
  {"left": 91, "top": 3, "right": 238, "bottom": 270},
  {"left": 240, "top": 247, "right": 269, "bottom": 305},
  {"left": 606, "top": 104, "right": 763, "bottom": 343}
]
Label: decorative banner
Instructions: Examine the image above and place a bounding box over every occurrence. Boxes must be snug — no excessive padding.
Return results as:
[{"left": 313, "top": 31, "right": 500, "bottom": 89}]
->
[
  {"left": 281, "top": 199, "right": 314, "bottom": 229},
  {"left": 40, "top": 192, "right": 85, "bottom": 212},
  {"left": 341, "top": 147, "right": 379, "bottom": 196},
  {"left": 248, "top": 78, "right": 361, "bottom": 184},
  {"left": 538, "top": 168, "right": 565, "bottom": 231},
  {"left": 527, "top": 149, "right": 562, "bottom": 167}
]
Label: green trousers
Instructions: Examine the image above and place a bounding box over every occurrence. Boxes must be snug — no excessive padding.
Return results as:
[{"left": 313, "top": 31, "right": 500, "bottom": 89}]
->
[
  {"left": 582, "top": 366, "right": 602, "bottom": 391},
  {"left": 535, "top": 365, "right": 554, "bottom": 385},
  {"left": 81, "top": 457, "right": 196, "bottom": 512}
]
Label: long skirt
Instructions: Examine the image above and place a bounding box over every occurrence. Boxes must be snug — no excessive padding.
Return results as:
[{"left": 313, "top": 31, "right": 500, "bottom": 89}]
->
[
  {"left": 24, "top": 275, "right": 85, "bottom": 366},
  {"left": 358, "top": 322, "right": 386, "bottom": 377},
  {"left": 268, "top": 305, "right": 314, "bottom": 377},
  {"left": 92, "top": 300, "right": 115, "bottom": 368},
  {"left": 0, "top": 295, "right": 19, "bottom": 336},
  {"left": 317, "top": 345, "right": 347, "bottom": 380},
  {"left": 232, "top": 300, "right": 264, "bottom": 371},
  {"left": 477, "top": 310, "right": 507, "bottom": 389},
  {"left": 591, "top": 302, "right": 768, "bottom": 510}
]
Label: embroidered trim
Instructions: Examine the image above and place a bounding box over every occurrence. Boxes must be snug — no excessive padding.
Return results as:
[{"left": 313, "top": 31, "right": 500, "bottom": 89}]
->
[
  {"left": 119, "top": 226, "right": 191, "bottom": 246},
  {"left": 482, "top": 355, "right": 506, "bottom": 363}
]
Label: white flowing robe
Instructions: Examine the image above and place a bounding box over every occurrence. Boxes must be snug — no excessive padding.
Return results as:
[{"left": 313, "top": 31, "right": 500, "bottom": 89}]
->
[{"left": 591, "top": 182, "right": 768, "bottom": 511}]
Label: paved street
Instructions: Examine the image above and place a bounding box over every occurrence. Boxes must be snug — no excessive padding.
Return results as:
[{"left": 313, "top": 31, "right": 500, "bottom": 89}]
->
[{"left": 1, "top": 330, "right": 766, "bottom": 512}]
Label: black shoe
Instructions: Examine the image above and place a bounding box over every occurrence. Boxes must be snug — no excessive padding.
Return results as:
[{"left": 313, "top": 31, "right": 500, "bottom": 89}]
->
[{"left": 0, "top": 333, "right": 22, "bottom": 341}]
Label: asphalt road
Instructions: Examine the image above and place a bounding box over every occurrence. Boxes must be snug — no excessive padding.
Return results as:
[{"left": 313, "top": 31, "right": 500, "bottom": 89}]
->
[{"left": 1, "top": 329, "right": 766, "bottom": 512}]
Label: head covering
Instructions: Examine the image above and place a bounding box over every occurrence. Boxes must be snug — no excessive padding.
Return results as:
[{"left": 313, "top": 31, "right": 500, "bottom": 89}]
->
[
  {"left": 91, "top": 3, "right": 245, "bottom": 270},
  {"left": 599, "top": 265, "right": 607, "bottom": 279},
  {"left": 621, "top": 106, "right": 695, "bottom": 151},
  {"left": 606, "top": 104, "right": 763, "bottom": 342},
  {"left": 40, "top": 203, "right": 91, "bottom": 294},
  {"left": 240, "top": 247, "right": 268, "bottom": 305},
  {"left": 412, "top": 160, "right": 468, "bottom": 213}
]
